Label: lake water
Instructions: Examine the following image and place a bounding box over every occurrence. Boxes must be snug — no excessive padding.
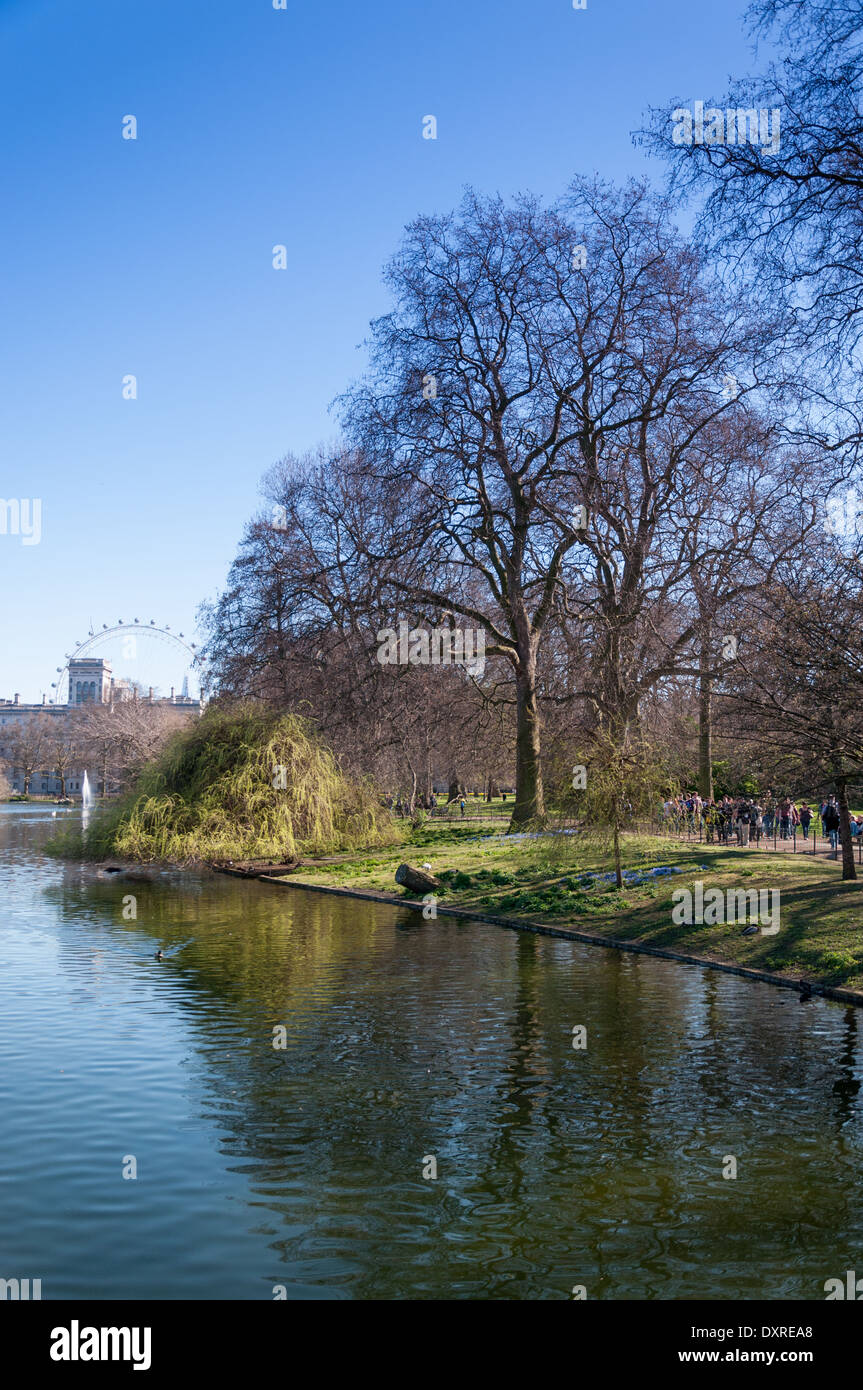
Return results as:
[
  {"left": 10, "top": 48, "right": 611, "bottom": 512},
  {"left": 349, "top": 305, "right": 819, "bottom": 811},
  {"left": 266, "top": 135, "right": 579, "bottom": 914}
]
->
[{"left": 1, "top": 804, "right": 860, "bottom": 1300}]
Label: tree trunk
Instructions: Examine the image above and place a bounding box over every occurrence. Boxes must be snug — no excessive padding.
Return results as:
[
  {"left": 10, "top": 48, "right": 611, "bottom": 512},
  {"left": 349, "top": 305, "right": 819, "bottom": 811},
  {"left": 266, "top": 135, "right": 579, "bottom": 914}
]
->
[
  {"left": 698, "top": 646, "right": 713, "bottom": 802},
  {"left": 835, "top": 777, "right": 857, "bottom": 881},
  {"left": 613, "top": 817, "right": 623, "bottom": 889},
  {"left": 510, "top": 655, "right": 544, "bottom": 827}
]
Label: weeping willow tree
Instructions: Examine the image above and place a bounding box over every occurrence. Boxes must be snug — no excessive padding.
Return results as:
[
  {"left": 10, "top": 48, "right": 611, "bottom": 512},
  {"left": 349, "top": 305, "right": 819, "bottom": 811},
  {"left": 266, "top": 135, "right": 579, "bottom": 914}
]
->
[{"left": 56, "top": 705, "right": 398, "bottom": 864}]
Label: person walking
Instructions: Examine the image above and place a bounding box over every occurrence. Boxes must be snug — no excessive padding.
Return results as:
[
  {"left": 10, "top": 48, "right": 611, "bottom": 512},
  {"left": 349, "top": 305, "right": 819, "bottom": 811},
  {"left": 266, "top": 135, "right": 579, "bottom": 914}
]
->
[
  {"left": 799, "top": 802, "right": 812, "bottom": 840},
  {"left": 824, "top": 798, "right": 841, "bottom": 853},
  {"left": 750, "top": 800, "right": 762, "bottom": 846},
  {"left": 779, "top": 797, "right": 792, "bottom": 840},
  {"left": 459, "top": 796, "right": 466, "bottom": 818},
  {"left": 711, "top": 800, "right": 728, "bottom": 839}
]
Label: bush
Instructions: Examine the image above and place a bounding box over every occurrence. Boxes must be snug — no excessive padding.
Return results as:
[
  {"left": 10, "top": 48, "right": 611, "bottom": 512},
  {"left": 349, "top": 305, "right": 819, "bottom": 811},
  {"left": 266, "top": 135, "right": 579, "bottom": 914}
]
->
[{"left": 451, "top": 871, "right": 474, "bottom": 890}]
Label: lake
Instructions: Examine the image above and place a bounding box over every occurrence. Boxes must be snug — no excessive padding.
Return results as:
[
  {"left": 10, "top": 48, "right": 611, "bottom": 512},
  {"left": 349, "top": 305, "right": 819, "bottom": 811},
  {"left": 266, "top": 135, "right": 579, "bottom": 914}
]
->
[{"left": 1, "top": 804, "right": 859, "bottom": 1300}]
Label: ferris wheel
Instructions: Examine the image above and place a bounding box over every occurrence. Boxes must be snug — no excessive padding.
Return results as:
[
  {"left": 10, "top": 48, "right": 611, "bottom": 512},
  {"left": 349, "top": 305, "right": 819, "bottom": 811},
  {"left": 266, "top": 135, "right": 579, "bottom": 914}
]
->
[{"left": 50, "top": 620, "right": 204, "bottom": 705}]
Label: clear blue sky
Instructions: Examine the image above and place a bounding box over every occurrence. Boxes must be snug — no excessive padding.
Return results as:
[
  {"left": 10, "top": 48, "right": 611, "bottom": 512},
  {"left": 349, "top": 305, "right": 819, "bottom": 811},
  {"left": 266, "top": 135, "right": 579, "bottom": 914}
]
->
[{"left": 0, "top": 0, "right": 757, "bottom": 701}]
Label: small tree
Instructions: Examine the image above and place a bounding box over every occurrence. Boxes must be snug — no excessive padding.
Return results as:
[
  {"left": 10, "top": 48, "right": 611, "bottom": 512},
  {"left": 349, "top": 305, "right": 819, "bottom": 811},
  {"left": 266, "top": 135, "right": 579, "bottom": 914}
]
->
[
  {"left": 8, "top": 716, "right": 53, "bottom": 796},
  {"left": 568, "top": 730, "right": 674, "bottom": 888},
  {"left": 49, "top": 720, "right": 83, "bottom": 799}
]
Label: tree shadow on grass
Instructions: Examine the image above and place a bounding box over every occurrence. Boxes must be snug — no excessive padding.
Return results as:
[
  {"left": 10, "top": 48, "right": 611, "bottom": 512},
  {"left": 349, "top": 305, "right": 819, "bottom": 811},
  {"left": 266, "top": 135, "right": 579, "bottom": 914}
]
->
[{"left": 565, "top": 874, "right": 863, "bottom": 986}]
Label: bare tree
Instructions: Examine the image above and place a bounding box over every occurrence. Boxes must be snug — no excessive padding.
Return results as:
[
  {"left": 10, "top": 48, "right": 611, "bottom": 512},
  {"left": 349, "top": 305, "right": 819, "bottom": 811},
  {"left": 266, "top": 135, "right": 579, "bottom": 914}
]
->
[
  {"left": 201, "top": 450, "right": 512, "bottom": 807},
  {"left": 76, "top": 700, "right": 188, "bottom": 794},
  {"left": 7, "top": 715, "right": 53, "bottom": 795},
  {"left": 640, "top": 0, "right": 863, "bottom": 451},
  {"left": 720, "top": 541, "right": 863, "bottom": 879},
  {"left": 343, "top": 179, "right": 787, "bottom": 824},
  {"left": 48, "top": 716, "right": 83, "bottom": 798}
]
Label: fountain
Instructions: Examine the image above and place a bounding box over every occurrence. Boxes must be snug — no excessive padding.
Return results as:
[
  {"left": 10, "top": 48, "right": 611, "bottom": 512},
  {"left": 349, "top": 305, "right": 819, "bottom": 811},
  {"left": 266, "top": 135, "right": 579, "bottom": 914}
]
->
[{"left": 81, "top": 771, "right": 93, "bottom": 830}]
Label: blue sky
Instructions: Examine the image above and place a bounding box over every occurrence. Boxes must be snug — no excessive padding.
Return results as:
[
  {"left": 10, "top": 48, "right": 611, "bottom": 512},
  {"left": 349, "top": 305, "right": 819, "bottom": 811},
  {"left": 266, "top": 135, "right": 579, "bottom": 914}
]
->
[{"left": 0, "top": 0, "right": 757, "bottom": 701}]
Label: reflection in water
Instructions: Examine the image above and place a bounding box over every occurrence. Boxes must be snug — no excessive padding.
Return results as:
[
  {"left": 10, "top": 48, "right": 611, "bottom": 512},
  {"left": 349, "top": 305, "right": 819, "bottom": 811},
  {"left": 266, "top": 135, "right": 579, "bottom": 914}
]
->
[
  {"left": 1, "top": 805, "right": 862, "bottom": 1300},
  {"left": 833, "top": 1007, "right": 861, "bottom": 1120}
]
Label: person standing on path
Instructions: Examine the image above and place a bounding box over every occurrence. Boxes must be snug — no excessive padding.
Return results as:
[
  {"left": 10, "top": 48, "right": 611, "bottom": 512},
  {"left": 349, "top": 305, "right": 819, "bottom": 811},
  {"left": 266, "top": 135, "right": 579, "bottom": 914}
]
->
[
  {"left": 750, "top": 800, "right": 762, "bottom": 846},
  {"left": 799, "top": 803, "right": 812, "bottom": 840},
  {"left": 824, "top": 798, "right": 841, "bottom": 852}
]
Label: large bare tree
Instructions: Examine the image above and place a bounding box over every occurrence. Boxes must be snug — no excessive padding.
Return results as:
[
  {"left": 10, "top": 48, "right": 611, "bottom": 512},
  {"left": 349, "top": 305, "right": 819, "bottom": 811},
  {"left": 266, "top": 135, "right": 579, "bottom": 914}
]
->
[
  {"left": 342, "top": 179, "right": 784, "bottom": 825},
  {"left": 641, "top": 0, "right": 863, "bottom": 452}
]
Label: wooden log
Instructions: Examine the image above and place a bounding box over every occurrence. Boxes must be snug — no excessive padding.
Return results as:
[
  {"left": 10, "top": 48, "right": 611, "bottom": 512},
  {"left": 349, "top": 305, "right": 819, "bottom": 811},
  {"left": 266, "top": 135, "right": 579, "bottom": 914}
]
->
[{"left": 395, "top": 862, "right": 440, "bottom": 893}]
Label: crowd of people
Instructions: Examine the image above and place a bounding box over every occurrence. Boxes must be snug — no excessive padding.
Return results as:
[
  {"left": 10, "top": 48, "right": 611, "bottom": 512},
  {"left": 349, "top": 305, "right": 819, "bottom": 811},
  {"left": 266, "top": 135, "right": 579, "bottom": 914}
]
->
[{"left": 661, "top": 793, "right": 863, "bottom": 850}]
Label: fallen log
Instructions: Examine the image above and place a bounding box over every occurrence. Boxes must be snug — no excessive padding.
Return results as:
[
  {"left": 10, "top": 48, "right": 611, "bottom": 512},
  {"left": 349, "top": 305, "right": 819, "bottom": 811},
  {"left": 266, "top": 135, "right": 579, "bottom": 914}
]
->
[{"left": 395, "top": 862, "right": 440, "bottom": 893}]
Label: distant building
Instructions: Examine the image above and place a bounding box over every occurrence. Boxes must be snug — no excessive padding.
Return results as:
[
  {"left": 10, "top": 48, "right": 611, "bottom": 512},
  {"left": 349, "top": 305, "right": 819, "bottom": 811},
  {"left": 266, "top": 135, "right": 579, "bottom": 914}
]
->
[
  {"left": 0, "top": 658, "right": 201, "bottom": 797},
  {"left": 69, "top": 657, "right": 114, "bottom": 706}
]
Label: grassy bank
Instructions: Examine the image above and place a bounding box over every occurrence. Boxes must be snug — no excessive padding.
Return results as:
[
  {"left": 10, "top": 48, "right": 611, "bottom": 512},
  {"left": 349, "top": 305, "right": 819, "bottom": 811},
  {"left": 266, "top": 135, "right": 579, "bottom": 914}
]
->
[{"left": 292, "top": 822, "right": 863, "bottom": 991}]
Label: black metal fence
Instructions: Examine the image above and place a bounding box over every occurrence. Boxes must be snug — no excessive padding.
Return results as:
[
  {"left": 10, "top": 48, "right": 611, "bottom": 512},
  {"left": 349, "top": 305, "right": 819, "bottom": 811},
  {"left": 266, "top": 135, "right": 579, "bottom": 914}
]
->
[
  {"left": 388, "top": 801, "right": 513, "bottom": 822},
  {"left": 389, "top": 804, "right": 863, "bottom": 862},
  {"left": 656, "top": 815, "right": 863, "bottom": 864}
]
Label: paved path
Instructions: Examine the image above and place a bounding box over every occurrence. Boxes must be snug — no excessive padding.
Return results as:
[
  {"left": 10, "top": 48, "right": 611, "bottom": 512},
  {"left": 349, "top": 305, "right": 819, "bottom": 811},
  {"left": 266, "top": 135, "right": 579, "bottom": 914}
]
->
[{"left": 669, "top": 828, "right": 860, "bottom": 866}]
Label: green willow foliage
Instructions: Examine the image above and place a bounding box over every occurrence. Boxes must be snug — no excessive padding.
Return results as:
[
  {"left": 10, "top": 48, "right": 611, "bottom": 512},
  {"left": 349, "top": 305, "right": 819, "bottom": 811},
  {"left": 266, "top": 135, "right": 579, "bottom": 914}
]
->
[{"left": 52, "top": 705, "right": 399, "bottom": 864}]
